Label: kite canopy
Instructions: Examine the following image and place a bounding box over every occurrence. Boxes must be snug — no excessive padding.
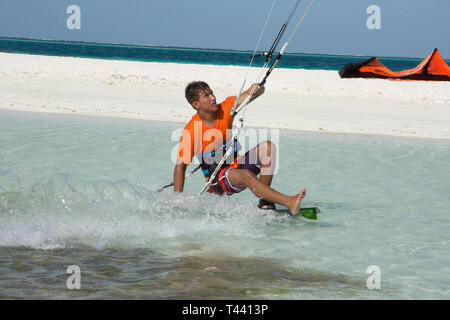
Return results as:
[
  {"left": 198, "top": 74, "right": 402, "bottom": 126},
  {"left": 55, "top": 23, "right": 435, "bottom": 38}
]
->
[{"left": 339, "top": 48, "right": 450, "bottom": 81}]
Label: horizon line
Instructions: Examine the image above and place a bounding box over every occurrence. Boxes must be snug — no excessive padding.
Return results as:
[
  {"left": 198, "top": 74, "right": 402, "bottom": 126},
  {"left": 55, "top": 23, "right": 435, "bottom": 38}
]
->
[{"left": 0, "top": 36, "right": 440, "bottom": 61}]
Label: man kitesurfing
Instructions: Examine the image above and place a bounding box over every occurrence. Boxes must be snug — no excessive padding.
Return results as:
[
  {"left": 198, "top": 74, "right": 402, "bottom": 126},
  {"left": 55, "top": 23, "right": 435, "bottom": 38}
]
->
[
  {"left": 160, "top": 0, "right": 316, "bottom": 216},
  {"left": 173, "top": 81, "right": 306, "bottom": 215}
]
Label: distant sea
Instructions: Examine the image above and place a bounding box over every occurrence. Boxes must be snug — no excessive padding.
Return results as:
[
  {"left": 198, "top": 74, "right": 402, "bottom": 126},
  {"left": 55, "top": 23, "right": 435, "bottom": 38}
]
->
[{"left": 0, "top": 37, "right": 439, "bottom": 71}]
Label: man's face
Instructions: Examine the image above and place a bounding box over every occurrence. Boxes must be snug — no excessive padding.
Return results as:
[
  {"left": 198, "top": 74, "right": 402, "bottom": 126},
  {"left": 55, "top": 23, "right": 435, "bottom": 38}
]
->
[{"left": 193, "top": 88, "right": 217, "bottom": 113}]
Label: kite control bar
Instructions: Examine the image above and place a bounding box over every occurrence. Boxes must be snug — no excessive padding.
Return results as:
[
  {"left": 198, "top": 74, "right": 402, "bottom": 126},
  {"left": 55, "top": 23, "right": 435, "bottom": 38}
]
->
[{"left": 251, "top": 0, "right": 316, "bottom": 87}]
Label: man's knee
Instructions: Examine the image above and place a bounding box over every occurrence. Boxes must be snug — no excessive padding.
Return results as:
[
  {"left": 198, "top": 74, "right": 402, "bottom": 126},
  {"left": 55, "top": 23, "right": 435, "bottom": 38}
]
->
[
  {"left": 259, "top": 140, "right": 276, "bottom": 152},
  {"left": 258, "top": 140, "right": 276, "bottom": 165}
]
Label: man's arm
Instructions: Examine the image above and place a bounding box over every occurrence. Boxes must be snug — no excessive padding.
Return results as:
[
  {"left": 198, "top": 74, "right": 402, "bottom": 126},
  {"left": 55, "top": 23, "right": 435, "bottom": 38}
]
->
[
  {"left": 236, "top": 83, "right": 265, "bottom": 108},
  {"left": 173, "top": 162, "right": 187, "bottom": 192}
]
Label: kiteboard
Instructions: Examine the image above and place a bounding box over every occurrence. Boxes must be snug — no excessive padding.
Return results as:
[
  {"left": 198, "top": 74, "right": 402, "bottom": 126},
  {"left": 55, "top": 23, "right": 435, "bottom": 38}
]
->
[{"left": 274, "top": 206, "right": 319, "bottom": 220}]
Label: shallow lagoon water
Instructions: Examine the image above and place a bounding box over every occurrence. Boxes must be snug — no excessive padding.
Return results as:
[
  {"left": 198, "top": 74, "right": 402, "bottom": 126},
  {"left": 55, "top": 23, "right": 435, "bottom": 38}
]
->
[{"left": 0, "top": 110, "right": 449, "bottom": 299}]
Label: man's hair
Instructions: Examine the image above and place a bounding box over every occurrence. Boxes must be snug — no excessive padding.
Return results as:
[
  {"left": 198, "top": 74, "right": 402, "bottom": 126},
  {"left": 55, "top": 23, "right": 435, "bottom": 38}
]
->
[{"left": 185, "top": 81, "right": 210, "bottom": 105}]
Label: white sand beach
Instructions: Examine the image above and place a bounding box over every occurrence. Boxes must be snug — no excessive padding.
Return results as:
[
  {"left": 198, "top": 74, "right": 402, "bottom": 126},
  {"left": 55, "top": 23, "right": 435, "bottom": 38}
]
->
[{"left": 1, "top": 52, "right": 449, "bottom": 139}]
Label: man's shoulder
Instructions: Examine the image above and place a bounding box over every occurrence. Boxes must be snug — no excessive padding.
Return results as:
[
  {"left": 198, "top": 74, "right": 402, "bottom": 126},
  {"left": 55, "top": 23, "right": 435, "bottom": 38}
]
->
[
  {"left": 219, "top": 96, "right": 237, "bottom": 113},
  {"left": 183, "top": 113, "right": 200, "bottom": 130},
  {"left": 220, "top": 95, "right": 236, "bottom": 106}
]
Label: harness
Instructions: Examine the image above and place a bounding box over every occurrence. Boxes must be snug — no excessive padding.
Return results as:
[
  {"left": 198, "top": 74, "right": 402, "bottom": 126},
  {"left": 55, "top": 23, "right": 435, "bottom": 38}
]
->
[{"left": 197, "top": 139, "right": 241, "bottom": 178}]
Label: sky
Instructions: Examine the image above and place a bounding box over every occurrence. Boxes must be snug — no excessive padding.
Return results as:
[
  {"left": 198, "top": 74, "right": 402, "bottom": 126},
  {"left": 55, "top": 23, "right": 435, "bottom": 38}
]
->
[{"left": 0, "top": 0, "right": 449, "bottom": 58}]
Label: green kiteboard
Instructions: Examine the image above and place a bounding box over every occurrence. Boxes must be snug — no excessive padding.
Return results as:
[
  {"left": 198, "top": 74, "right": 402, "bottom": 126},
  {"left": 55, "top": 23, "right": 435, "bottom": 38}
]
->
[{"left": 275, "top": 206, "right": 319, "bottom": 220}]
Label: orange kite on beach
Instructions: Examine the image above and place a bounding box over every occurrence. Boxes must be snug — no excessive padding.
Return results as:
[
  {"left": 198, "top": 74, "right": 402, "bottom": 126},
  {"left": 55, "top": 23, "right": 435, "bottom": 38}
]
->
[{"left": 339, "top": 48, "right": 450, "bottom": 81}]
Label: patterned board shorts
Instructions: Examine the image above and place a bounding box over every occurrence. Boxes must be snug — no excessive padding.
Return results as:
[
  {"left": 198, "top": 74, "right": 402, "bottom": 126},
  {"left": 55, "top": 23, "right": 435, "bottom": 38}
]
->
[{"left": 207, "top": 146, "right": 261, "bottom": 196}]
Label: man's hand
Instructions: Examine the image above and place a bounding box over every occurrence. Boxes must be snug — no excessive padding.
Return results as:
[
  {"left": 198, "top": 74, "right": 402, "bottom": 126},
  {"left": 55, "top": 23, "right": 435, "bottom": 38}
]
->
[
  {"left": 236, "top": 84, "right": 265, "bottom": 110},
  {"left": 204, "top": 176, "right": 223, "bottom": 196}
]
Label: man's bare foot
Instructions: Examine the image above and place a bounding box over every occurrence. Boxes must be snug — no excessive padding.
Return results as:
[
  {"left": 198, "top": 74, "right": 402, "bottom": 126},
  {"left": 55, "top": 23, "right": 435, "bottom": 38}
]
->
[{"left": 289, "top": 187, "right": 307, "bottom": 215}]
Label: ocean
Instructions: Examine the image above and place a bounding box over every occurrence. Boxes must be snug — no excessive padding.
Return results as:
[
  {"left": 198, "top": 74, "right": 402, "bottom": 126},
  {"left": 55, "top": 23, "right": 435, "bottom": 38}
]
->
[
  {"left": 0, "top": 110, "right": 449, "bottom": 299},
  {"left": 0, "top": 38, "right": 449, "bottom": 300},
  {"left": 0, "top": 37, "right": 438, "bottom": 72}
]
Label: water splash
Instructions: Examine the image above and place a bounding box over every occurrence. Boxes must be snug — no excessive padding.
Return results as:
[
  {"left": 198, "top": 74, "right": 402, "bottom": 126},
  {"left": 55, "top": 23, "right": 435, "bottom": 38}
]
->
[{"left": 0, "top": 172, "right": 295, "bottom": 250}]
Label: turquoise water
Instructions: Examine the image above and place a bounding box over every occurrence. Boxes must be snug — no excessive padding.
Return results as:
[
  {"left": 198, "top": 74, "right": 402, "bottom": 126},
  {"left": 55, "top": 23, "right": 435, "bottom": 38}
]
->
[
  {"left": 1, "top": 110, "right": 449, "bottom": 299},
  {"left": 0, "top": 37, "right": 437, "bottom": 71}
]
